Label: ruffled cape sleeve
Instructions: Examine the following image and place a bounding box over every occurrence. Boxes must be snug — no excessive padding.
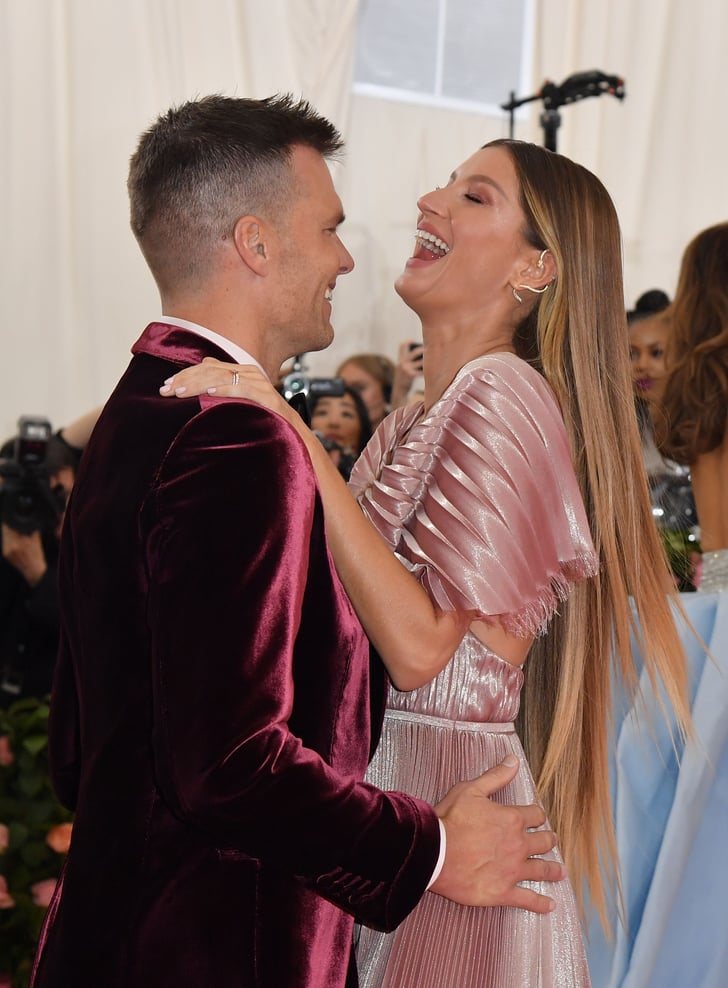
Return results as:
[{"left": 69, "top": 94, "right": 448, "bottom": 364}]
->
[{"left": 348, "top": 353, "right": 598, "bottom": 637}]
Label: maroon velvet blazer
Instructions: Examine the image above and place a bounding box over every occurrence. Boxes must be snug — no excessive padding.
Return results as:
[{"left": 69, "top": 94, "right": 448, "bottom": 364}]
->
[{"left": 31, "top": 323, "right": 440, "bottom": 988}]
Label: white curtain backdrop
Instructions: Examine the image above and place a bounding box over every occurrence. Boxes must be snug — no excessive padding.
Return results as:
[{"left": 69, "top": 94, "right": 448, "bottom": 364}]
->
[{"left": 1, "top": 0, "right": 727, "bottom": 437}]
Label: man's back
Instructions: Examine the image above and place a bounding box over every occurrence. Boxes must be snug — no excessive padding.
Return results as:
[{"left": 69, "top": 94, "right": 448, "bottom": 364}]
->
[{"left": 33, "top": 329, "right": 427, "bottom": 987}]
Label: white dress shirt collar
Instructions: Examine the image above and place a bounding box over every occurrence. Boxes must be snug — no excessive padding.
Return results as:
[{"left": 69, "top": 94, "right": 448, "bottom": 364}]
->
[{"left": 159, "top": 316, "right": 269, "bottom": 379}]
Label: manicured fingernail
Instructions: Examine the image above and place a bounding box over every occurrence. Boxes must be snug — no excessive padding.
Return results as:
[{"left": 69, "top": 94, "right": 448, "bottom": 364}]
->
[
  {"left": 502, "top": 755, "right": 518, "bottom": 767},
  {"left": 207, "top": 387, "right": 217, "bottom": 394},
  {"left": 160, "top": 384, "right": 171, "bottom": 394},
  {"left": 174, "top": 386, "right": 187, "bottom": 395},
  {"left": 163, "top": 376, "right": 174, "bottom": 384},
  {"left": 548, "top": 900, "right": 556, "bottom": 912}
]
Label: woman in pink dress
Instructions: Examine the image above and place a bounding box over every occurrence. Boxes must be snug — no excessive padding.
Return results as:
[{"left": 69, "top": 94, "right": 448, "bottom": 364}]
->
[{"left": 162, "top": 139, "right": 691, "bottom": 986}]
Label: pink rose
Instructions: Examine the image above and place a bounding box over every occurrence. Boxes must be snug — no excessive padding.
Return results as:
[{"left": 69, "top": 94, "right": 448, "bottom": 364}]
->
[
  {"left": 0, "top": 875, "right": 15, "bottom": 909},
  {"left": 46, "top": 821, "right": 73, "bottom": 854},
  {"left": 30, "top": 878, "right": 57, "bottom": 908},
  {"left": 0, "top": 823, "right": 8, "bottom": 854},
  {"left": 0, "top": 736, "right": 13, "bottom": 767}
]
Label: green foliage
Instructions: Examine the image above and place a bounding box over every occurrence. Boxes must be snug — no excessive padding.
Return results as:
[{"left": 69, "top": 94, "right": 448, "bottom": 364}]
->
[
  {"left": 0, "top": 698, "right": 73, "bottom": 988},
  {"left": 661, "top": 528, "right": 701, "bottom": 592}
]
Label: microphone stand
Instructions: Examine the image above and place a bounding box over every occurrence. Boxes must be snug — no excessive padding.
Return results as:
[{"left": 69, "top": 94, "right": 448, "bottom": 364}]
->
[{"left": 501, "top": 70, "right": 626, "bottom": 152}]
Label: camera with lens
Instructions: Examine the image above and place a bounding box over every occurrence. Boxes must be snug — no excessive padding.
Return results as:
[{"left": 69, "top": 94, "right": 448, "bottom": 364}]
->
[
  {"left": 281, "top": 354, "right": 346, "bottom": 402},
  {"left": 281, "top": 355, "right": 346, "bottom": 424},
  {"left": 0, "top": 416, "right": 67, "bottom": 535}
]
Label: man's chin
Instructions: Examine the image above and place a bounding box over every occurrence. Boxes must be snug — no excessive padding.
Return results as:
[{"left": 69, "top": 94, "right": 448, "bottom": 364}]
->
[{"left": 304, "top": 323, "right": 335, "bottom": 353}]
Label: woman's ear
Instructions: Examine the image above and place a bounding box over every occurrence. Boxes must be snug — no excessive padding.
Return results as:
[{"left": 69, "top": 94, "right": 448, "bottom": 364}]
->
[
  {"left": 233, "top": 217, "right": 269, "bottom": 275},
  {"left": 515, "top": 247, "right": 557, "bottom": 294}
]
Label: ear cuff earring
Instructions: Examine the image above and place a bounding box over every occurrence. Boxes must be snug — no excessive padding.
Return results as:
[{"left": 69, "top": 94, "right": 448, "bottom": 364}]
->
[
  {"left": 512, "top": 282, "right": 550, "bottom": 304},
  {"left": 513, "top": 249, "right": 552, "bottom": 303}
]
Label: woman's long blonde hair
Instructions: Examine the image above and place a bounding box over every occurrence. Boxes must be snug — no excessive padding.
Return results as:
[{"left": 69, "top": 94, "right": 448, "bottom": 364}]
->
[{"left": 486, "top": 139, "right": 692, "bottom": 927}]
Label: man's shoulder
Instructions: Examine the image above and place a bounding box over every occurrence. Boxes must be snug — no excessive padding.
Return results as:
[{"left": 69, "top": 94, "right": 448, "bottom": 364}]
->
[
  {"left": 188, "top": 395, "right": 305, "bottom": 447},
  {"left": 160, "top": 397, "right": 313, "bottom": 481}
]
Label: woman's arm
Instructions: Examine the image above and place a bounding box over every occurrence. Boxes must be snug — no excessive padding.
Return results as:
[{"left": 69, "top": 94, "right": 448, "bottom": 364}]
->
[
  {"left": 161, "top": 360, "right": 474, "bottom": 689},
  {"left": 690, "top": 423, "right": 728, "bottom": 552},
  {"left": 390, "top": 340, "right": 424, "bottom": 410},
  {"left": 59, "top": 406, "right": 104, "bottom": 450}
]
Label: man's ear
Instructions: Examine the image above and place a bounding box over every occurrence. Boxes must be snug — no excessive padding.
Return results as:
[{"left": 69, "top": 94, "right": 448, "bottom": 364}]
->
[
  {"left": 514, "top": 248, "right": 557, "bottom": 294},
  {"left": 233, "top": 217, "right": 270, "bottom": 275}
]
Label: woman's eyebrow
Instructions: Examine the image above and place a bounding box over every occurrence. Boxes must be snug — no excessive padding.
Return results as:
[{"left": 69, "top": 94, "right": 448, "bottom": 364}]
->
[{"left": 450, "top": 172, "right": 508, "bottom": 199}]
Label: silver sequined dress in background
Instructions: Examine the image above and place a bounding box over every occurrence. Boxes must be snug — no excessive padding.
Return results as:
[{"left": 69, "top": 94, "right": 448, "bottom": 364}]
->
[{"left": 698, "top": 549, "right": 728, "bottom": 592}]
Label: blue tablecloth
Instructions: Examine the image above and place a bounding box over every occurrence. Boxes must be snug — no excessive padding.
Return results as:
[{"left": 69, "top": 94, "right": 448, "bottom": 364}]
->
[{"left": 585, "top": 591, "right": 728, "bottom": 986}]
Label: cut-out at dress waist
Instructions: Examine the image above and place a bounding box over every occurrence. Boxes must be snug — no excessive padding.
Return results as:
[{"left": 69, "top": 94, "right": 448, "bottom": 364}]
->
[{"left": 387, "top": 633, "right": 525, "bottom": 724}]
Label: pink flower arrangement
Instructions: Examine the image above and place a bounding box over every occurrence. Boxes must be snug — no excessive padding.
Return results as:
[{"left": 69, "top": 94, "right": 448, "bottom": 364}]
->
[
  {"left": 30, "top": 879, "right": 58, "bottom": 908},
  {"left": 1, "top": 697, "right": 73, "bottom": 983},
  {"left": 0, "top": 877, "right": 15, "bottom": 910},
  {"left": 0, "top": 737, "right": 12, "bottom": 768},
  {"left": 45, "top": 822, "right": 73, "bottom": 854}
]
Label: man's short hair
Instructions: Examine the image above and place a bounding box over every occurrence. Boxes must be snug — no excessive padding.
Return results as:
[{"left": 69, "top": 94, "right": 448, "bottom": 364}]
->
[{"left": 127, "top": 93, "right": 344, "bottom": 293}]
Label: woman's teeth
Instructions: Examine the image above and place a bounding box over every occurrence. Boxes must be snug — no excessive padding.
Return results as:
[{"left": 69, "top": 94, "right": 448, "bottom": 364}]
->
[
  {"left": 324, "top": 288, "right": 333, "bottom": 301},
  {"left": 415, "top": 229, "right": 450, "bottom": 257}
]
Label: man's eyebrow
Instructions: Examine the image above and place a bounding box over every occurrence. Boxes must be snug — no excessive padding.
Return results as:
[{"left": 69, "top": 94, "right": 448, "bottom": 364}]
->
[{"left": 449, "top": 172, "right": 508, "bottom": 200}]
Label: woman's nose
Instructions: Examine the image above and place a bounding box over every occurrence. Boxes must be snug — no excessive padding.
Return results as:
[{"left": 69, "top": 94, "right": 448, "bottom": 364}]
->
[{"left": 417, "top": 187, "right": 446, "bottom": 216}]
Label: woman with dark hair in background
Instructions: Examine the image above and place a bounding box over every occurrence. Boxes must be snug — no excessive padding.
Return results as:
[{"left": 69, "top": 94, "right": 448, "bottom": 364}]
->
[
  {"left": 336, "top": 353, "right": 394, "bottom": 429},
  {"left": 659, "top": 222, "right": 728, "bottom": 592},
  {"left": 629, "top": 302, "right": 700, "bottom": 589},
  {"left": 309, "top": 383, "right": 372, "bottom": 480}
]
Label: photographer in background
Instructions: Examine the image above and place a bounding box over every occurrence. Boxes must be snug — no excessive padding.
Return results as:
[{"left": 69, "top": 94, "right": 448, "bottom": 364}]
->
[
  {"left": 309, "top": 384, "right": 372, "bottom": 481},
  {"left": 280, "top": 358, "right": 371, "bottom": 480},
  {"left": 0, "top": 418, "right": 85, "bottom": 706}
]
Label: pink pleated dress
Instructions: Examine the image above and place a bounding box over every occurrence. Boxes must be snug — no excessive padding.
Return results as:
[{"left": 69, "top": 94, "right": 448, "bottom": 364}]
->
[{"left": 348, "top": 353, "right": 599, "bottom": 988}]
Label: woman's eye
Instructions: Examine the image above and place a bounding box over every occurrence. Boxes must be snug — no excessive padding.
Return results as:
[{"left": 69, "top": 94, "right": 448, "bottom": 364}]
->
[{"left": 465, "top": 193, "right": 483, "bottom": 204}]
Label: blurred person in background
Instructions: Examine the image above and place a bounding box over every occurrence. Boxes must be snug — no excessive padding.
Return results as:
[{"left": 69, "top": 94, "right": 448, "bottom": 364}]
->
[
  {"left": 336, "top": 352, "right": 394, "bottom": 428},
  {"left": 659, "top": 222, "right": 728, "bottom": 592},
  {"left": 0, "top": 420, "right": 88, "bottom": 705},
  {"left": 628, "top": 298, "right": 700, "bottom": 590},
  {"left": 309, "top": 384, "right": 372, "bottom": 480}
]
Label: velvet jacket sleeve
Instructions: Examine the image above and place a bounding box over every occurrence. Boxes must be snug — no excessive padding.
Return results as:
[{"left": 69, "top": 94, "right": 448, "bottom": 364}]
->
[{"left": 139, "top": 399, "right": 439, "bottom": 929}]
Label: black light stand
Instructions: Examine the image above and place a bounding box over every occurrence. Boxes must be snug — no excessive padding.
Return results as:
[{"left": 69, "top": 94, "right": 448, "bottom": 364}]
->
[{"left": 501, "top": 70, "right": 626, "bottom": 151}]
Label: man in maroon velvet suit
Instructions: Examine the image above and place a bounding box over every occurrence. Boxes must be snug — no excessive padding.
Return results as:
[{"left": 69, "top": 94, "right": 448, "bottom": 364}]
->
[{"left": 31, "top": 96, "right": 562, "bottom": 988}]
